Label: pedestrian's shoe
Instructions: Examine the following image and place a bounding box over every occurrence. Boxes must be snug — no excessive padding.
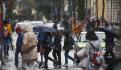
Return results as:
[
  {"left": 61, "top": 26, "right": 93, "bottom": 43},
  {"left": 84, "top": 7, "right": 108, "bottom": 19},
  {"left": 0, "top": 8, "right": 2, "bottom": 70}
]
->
[
  {"left": 58, "top": 65, "right": 61, "bottom": 69},
  {"left": 2, "top": 61, "right": 5, "bottom": 65},
  {"left": 53, "top": 62, "right": 57, "bottom": 68},
  {"left": 63, "top": 63, "right": 68, "bottom": 67},
  {"left": 39, "top": 62, "right": 43, "bottom": 68},
  {"left": 14, "top": 62, "right": 18, "bottom": 68},
  {"left": 42, "top": 66, "right": 48, "bottom": 69}
]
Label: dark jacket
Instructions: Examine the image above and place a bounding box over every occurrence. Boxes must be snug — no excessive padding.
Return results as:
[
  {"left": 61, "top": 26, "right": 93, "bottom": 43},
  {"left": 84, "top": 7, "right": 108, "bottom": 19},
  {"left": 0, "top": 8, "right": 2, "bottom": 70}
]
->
[
  {"left": 16, "top": 32, "right": 24, "bottom": 48},
  {"left": 37, "top": 32, "right": 45, "bottom": 41},
  {"left": 63, "top": 36, "right": 74, "bottom": 51},
  {"left": 53, "top": 35, "right": 62, "bottom": 47}
]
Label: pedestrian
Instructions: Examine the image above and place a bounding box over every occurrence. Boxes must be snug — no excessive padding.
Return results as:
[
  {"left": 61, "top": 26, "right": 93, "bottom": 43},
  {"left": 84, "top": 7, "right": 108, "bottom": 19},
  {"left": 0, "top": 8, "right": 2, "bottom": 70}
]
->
[
  {"left": 37, "top": 31, "right": 45, "bottom": 68},
  {"left": 21, "top": 24, "right": 38, "bottom": 70},
  {"left": 42, "top": 32, "right": 57, "bottom": 69},
  {"left": 15, "top": 24, "right": 24, "bottom": 68},
  {"left": 52, "top": 31, "right": 62, "bottom": 68},
  {"left": 104, "top": 23, "right": 116, "bottom": 64},
  {"left": 63, "top": 33, "right": 75, "bottom": 67},
  {"left": 84, "top": 30, "right": 104, "bottom": 70},
  {"left": 3, "top": 23, "right": 10, "bottom": 57}
]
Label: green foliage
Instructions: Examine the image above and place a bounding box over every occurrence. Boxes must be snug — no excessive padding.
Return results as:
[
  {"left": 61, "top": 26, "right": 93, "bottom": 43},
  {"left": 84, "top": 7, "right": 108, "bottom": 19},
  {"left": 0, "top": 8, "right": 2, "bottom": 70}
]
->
[
  {"left": 36, "top": 0, "right": 63, "bottom": 20},
  {"left": 77, "top": 0, "right": 85, "bottom": 20}
]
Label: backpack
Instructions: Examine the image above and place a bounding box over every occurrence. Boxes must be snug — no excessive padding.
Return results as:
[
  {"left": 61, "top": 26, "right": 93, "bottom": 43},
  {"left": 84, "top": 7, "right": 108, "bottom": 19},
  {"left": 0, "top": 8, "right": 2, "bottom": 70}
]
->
[{"left": 89, "top": 42, "right": 102, "bottom": 65}]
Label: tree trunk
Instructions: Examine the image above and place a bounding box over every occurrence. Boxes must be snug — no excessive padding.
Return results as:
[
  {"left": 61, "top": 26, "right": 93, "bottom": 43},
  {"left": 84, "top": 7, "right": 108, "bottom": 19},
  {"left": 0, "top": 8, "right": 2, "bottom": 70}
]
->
[
  {"left": 102, "top": 0, "right": 105, "bottom": 20},
  {"left": 96, "top": 0, "right": 98, "bottom": 19},
  {"left": 77, "top": 0, "right": 85, "bottom": 20},
  {"left": 0, "top": 0, "right": 3, "bottom": 15}
]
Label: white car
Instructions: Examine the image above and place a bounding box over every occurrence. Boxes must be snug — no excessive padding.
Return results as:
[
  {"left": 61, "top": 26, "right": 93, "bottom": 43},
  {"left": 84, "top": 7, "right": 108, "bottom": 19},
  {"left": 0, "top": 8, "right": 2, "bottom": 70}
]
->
[
  {"left": 15, "top": 21, "right": 30, "bottom": 30},
  {"left": 75, "top": 31, "right": 106, "bottom": 51},
  {"left": 30, "top": 21, "right": 44, "bottom": 28}
]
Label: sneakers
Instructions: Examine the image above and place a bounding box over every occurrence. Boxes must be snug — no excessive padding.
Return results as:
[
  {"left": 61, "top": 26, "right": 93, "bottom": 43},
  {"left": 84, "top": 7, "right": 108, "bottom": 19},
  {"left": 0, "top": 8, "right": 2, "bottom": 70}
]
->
[
  {"left": 42, "top": 66, "right": 48, "bottom": 69},
  {"left": 63, "top": 63, "right": 68, "bottom": 67}
]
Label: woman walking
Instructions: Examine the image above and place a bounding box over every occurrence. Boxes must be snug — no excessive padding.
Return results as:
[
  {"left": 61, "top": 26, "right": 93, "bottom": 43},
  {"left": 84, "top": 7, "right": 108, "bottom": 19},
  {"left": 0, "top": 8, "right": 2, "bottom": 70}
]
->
[
  {"left": 21, "top": 24, "right": 37, "bottom": 70},
  {"left": 84, "top": 30, "right": 104, "bottom": 70},
  {"left": 63, "top": 33, "right": 75, "bottom": 67}
]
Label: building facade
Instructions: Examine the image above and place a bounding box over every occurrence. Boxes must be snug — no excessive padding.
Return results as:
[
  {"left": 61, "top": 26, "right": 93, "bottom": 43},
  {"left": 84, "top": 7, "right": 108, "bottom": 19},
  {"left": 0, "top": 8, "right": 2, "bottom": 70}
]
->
[
  {"left": 13, "top": 0, "right": 35, "bottom": 21},
  {"left": 86, "top": 0, "right": 120, "bottom": 24}
]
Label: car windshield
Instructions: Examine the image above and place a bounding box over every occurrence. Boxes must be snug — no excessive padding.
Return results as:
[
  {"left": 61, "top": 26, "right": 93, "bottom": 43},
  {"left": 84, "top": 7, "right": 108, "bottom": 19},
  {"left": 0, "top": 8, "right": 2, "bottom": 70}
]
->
[{"left": 78, "top": 32, "right": 105, "bottom": 42}]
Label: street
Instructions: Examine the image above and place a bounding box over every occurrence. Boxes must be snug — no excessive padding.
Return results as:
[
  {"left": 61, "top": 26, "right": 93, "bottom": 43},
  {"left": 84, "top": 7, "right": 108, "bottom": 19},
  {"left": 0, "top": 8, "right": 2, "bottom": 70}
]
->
[{"left": 0, "top": 32, "right": 82, "bottom": 70}]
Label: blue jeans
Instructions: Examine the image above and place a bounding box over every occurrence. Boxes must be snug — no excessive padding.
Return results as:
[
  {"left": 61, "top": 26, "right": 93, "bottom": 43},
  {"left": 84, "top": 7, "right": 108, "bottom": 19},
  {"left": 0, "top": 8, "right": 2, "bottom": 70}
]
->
[
  {"left": 3, "top": 37, "right": 10, "bottom": 56},
  {"left": 15, "top": 46, "right": 21, "bottom": 65},
  {"left": 64, "top": 50, "right": 74, "bottom": 64}
]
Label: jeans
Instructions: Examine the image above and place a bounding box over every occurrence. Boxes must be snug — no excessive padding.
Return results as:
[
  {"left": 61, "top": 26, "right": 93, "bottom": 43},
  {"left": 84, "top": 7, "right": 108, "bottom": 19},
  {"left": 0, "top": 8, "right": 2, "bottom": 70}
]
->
[
  {"left": 43, "top": 47, "right": 56, "bottom": 67},
  {"left": 64, "top": 50, "right": 75, "bottom": 64},
  {"left": 15, "top": 46, "right": 21, "bottom": 65},
  {"left": 3, "top": 37, "right": 10, "bottom": 56},
  {"left": 52, "top": 47, "right": 61, "bottom": 65}
]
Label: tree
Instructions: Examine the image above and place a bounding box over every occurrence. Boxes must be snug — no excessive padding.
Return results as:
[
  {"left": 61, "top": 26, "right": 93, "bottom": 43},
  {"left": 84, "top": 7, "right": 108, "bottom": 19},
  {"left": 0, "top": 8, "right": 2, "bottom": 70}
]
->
[
  {"left": 5, "top": 0, "right": 14, "bottom": 19},
  {"left": 35, "top": 0, "right": 64, "bottom": 20},
  {"left": 77, "top": 0, "right": 85, "bottom": 20},
  {"left": 102, "top": 0, "right": 105, "bottom": 19}
]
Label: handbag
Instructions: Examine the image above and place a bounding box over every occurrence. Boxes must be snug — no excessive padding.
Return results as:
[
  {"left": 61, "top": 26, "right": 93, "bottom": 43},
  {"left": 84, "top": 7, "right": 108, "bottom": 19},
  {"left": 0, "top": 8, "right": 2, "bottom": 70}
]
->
[
  {"left": 77, "top": 48, "right": 87, "bottom": 59},
  {"left": 89, "top": 42, "right": 102, "bottom": 65}
]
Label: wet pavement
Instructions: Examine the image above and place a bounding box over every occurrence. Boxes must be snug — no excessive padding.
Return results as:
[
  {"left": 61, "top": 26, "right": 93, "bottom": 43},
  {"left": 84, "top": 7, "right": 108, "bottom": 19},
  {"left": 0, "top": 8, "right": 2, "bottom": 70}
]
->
[
  {"left": 0, "top": 32, "right": 121, "bottom": 70},
  {"left": 0, "top": 50, "right": 82, "bottom": 70}
]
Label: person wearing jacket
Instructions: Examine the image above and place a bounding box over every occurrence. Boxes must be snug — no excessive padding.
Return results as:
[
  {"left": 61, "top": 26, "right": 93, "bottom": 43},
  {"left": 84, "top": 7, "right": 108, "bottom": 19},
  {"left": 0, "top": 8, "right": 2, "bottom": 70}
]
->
[
  {"left": 63, "top": 33, "right": 75, "bottom": 67},
  {"left": 52, "top": 31, "right": 62, "bottom": 68},
  {"left": 15, "top": 25, "right": 24, "bottom": 67},
  {"left": 37, "top": 31, "right": 45, "bottom": 68},
  {"left": 21, "top": 24, "right": 37, "bottom": 70},
  {"left": 84, "top": 30, "right": 103, "bottom": 70},
  {"left": 42, "top": 32, "right": 57, "bottom": 69}
]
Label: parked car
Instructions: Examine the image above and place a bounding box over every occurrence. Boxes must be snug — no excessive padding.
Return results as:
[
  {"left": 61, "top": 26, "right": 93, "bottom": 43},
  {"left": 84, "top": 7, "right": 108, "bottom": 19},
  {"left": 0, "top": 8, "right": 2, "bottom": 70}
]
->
[
  {"left": 75, "top": 31, "right": 106, "bottom": 51},
  {"left": 15, "top": 21, "right": 30, "bottom": 30},
  {"left": 30, "top": 21, "right": 44, "bottom": 28}
]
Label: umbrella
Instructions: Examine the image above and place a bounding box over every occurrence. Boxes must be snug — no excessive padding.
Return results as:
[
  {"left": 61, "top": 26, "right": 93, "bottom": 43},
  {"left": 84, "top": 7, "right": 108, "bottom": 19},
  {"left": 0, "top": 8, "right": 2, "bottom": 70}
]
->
[
  {"left": 33, "top": 26, "right": 56, "bottom": 32},
  {"left": 99, "top": 27, "right": 119, "bottom": 38}
]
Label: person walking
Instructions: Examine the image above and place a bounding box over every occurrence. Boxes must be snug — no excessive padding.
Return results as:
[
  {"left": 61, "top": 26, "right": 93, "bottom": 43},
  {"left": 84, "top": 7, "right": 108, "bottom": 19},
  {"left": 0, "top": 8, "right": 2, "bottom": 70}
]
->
[
  {"left": 52, "top": 31, "right": 62, "bottom": 68},
  {"left": 21, "top": 24, "right": 38, "bottom": 70},
  {"left": 42, "top": 32, "right": 57, "bottom": 69},
  {"left": 104, "top": 23, "right": 116, "bottom": 64},
  {"left": 63, "top": 33, "right": 75, "bottom": 67},
  {"left": 84, "top": 30, "right": 104, "bottom": 70},
  {"left": 3, "top": 23, "right": 10, "bottom": 57},
  {"left": 15, "top": 25, "right": 24, "bottom": 67},
  {"left": 37, "top": 31, "right": 45, "bottom": 68}
]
